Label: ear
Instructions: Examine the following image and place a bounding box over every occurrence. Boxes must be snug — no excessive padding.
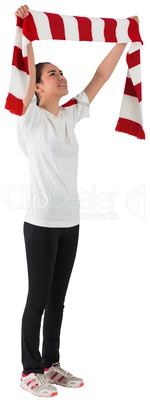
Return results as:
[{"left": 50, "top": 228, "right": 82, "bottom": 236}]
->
[{"left": 35, "top": 82, "right": 44, "bottom": 95}]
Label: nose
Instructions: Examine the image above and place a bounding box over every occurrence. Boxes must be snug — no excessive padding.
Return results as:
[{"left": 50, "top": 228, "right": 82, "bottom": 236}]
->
[{"left": 58, "top": 74, "right": 64, "bottom": 81}]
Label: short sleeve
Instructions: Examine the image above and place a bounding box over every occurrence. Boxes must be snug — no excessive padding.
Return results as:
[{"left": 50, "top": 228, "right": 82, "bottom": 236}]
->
[
  {"left": 16, "top": 95, "right": 41, "bottom": 157},
  {"left": 17, "top": 95, "right": 41, "bottom": 137},
  {"left": 60, "top": 91, "right": 90, "bottom": 127}
]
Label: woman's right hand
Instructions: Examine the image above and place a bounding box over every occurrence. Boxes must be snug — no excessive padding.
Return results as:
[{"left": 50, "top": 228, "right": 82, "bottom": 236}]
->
[{"left": 15, "top": 4, "right": 29, "bottom": 18}]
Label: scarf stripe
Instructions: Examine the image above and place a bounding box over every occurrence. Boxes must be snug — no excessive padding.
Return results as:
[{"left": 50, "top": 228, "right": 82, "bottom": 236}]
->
[
  {"left": 45, "top": 13, "right": 66, "bottom": 40},
  {"left": 102, "top": 18, "right": 117, "bottom": 42},
  {"left": 124, "top": 78, "right": 141, "bottom": 101},
  {"left": 127, "top": 49, "right": 140, "bottom": 68},
  {"left": 115, "top": 20, "right": 130, "bottom": 42},
  {"left": 21, "top": 13, "right": 39, "bottom": 42},
  {"left": 118, "top": 95, "right": 142, "bottom": 125},
  {"left": 13, "top": 47, "right": 29, "bottom": 73},
  {"left": 31, "top": 11, "right": 53, "bottom": 40},
  {"left": 61, "top": 15, "right": 80, "bottom": 40},
  {"left": 73, "top": 17, "right": 93, "bottom": 41},
  {"left": 5, "top": 10, "right": 145, "bottom": 139}
]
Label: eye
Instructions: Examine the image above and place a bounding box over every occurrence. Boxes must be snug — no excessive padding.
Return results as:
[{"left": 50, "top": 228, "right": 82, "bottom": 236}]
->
[
  {"left": 60, "top": 72, "right": 63, "bottom": 76},
  {"left": 50, "top": 72, "right": 55, "bottom": 76}
]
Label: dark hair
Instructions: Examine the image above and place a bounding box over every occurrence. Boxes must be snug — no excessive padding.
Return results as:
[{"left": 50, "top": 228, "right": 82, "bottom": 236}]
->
[{"left": 35, "top": 62, "right": 51, "bottom": 106}]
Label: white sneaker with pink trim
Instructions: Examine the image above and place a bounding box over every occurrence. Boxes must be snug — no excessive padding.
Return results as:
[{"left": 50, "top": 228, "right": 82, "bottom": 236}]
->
[
  {"left": 20, "top": 372, "right": 58, "bottom": 397},
  {"left": 44, "top": 363, "right": 84, "bottom": 388}
]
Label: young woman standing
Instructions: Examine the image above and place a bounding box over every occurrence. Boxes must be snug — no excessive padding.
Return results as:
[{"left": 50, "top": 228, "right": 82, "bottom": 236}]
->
[{"left": 15, "top": 4, "right": 139, "bottom": 398}]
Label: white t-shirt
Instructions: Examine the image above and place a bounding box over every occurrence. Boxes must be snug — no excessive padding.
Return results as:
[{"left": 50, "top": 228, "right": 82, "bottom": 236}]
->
[{"left": 17, "top": 91, "right": 90, "bottom": 227}]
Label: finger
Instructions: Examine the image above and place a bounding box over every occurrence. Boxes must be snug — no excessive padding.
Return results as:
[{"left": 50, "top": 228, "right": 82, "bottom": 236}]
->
[
  {"left": 24, "top": 4, "right": 30, "bottom": 15},
  {"left": 15, "top": 8, "right": 25, "bottom": 19},
  {"left": 20, "top": 5, "right": 28, "bottom": 17}
]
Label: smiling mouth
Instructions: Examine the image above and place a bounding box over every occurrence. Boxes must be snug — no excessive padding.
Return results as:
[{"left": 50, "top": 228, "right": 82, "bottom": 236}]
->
[{"left": 58, "top": 84, "right": 67, "bottom": 87}]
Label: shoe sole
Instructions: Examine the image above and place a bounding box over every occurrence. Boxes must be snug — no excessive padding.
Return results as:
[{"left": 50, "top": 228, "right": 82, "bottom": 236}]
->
[
  {"left": 20, "top": 383, "right": 58, "bottom": 397},
  {"left": 50, "top": 381, "right": 84, "bottom": 389}
]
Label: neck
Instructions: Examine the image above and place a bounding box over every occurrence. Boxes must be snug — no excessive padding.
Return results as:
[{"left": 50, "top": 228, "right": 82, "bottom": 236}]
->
[{"left": 39, "top": 98, "right": 60, "bottom": 116}]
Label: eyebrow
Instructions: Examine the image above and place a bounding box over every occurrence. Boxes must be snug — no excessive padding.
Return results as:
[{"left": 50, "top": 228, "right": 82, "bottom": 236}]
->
[{"left": 47, "top": 69, "right": 63, "bottom": 74}]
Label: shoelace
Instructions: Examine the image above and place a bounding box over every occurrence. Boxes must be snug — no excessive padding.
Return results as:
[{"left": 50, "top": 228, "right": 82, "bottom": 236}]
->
[
  {"left": 53, "top": 364, "right": 72, "bottom": 378},
  {"left": 36, "top": 374, "right": 50, "bottom": 386}
]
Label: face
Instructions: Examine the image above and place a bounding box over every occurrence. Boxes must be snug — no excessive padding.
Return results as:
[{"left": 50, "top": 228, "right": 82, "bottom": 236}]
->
[{"left": 35, "top": 63, "right": 68, "bottom": 101}]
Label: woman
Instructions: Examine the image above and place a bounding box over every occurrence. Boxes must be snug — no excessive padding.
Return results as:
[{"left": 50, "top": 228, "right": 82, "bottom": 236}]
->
[{"left": 15, "top": 4, "right": 139, "bottom": 398}]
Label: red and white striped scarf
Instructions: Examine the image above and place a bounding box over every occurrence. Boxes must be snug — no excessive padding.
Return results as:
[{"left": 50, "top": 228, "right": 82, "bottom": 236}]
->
[{"left": 5, "top": 10, "right": 145, "bottom": 139}]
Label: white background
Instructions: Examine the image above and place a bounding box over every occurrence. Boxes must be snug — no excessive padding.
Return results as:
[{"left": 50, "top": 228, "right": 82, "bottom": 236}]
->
[{"left": 0, "top": 0, "right": 150, "bottom": 401}]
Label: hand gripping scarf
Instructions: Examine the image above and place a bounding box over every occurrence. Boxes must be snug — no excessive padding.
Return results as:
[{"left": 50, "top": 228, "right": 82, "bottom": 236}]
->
[{"left": 5, "top": 10, "right": 145, "bottom": 139}]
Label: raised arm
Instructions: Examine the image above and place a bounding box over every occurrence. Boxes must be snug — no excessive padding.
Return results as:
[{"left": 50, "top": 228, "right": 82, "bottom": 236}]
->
[
  {"left": 84, "top": 16, "right": 139, "bottom": 104},
  {"left": 84, "top": 43, "right": 126, "bottom": 103},
  {"left": 15, "top": 5, "right": 36, "bottom": 114}
]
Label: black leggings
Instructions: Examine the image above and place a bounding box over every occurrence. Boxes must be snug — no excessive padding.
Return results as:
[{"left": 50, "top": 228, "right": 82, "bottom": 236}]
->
[{"left": 22, "top": 222, "right": 79, "bottom": 374}]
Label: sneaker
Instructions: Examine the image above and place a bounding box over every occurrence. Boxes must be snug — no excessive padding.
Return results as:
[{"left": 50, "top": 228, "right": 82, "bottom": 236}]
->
[
  {"left": 20, "top": 372, "right": 58, "bottom": 397},
  {"left": 44, "top": 363, "right": 84, "bottom": 388}
]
